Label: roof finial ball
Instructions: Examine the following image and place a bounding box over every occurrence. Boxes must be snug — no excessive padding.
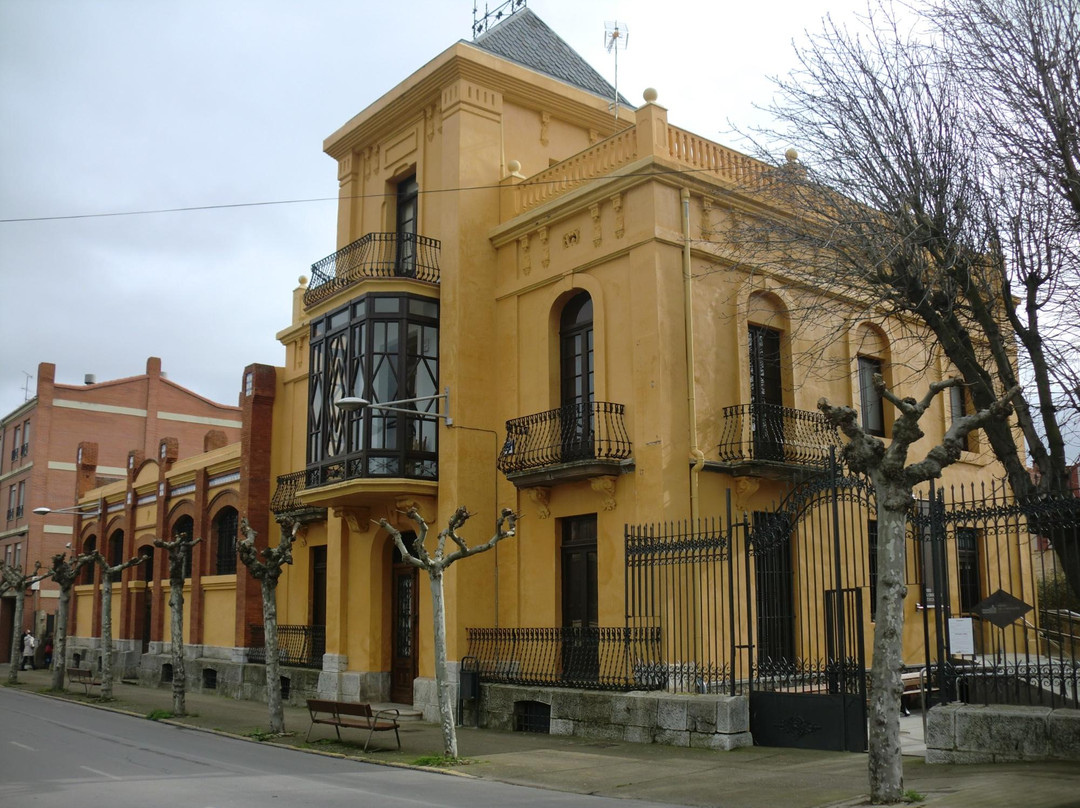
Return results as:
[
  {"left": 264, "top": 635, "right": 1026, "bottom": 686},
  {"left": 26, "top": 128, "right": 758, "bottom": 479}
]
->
[
  {"left": 643, "top": 88, "right": 658, "bottom": 104},
  {"left": 785, "top": 147, "right": 799, "bottom": 163},
  {"left": 508, "top": 159, "right": 522, "bottom": 175}
]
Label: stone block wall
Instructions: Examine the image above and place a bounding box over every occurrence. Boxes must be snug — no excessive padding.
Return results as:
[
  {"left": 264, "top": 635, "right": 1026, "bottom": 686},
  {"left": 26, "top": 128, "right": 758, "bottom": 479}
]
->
[
  {"left": 456, "top": 683, "right": 752, "bottom": 750},
  {"left": 926, "top": 704, "right": 1080, "bottom": 763}
]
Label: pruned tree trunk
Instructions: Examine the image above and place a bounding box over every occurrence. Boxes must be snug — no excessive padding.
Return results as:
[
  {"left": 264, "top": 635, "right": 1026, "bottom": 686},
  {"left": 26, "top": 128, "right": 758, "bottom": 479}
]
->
[
  {"left": 427, "top": 567, "right": 456, "bottom": 757},
  {"left": 91, "top": 552, "right": 148, "bottom": 699},
  {"left": 2, "top": 563, "right": 50, "bottom": 685},
  {"left": 237, "top": 516, "right": 297, "bottom": 735},
  {"left": 153, "top": 533, "right": 202, "bottom": 715},
  {"left": 49, "top": 552, "right": 93, "bottom": 691},
  {"left": 262, "top": 576, "right": 283, "bottom": 733},
  {"left": 820, "top": 376, "right": 1019, "bottom": 804},
  {"left": 52, "top": 585, "right": 72, "bottom": 689},
  {"left": 864, "top": 484, "right": 909, "bottom": 803},
  {"left": 378, "top": 506, "right": 517, "bottom": 759}
]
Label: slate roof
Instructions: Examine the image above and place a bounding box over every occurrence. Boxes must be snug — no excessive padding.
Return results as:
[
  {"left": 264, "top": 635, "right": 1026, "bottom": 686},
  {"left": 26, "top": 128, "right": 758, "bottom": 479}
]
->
[{"left": 468, "top": 8, "right": 632, "bottom": 108}]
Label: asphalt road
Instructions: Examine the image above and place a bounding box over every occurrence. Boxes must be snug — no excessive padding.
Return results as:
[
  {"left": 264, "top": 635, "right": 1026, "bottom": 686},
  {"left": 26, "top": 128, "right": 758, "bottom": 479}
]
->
[{"left": 0, "top": 689, "right": 676, "bottom": 808}]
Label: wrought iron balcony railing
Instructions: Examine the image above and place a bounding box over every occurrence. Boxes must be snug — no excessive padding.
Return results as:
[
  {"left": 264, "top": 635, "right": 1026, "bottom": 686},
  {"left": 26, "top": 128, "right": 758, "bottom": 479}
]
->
[
  {"left": 497, "top": 401, "right": 632, "bottom": 476},
  {"left": 271, "top": 471, "right": 306, "bottom": 513},
  {"left": 246, "top": 624, "right": 325, "bottom": 669},
  {"left": 717, "top": 402, "right": 840, "bottom": 468},
  {"left": 466, "top": 626, "right": 663, "bottom": 691},
  {"left": 304, "top": 232, "right": 440, "bottom": 308}
]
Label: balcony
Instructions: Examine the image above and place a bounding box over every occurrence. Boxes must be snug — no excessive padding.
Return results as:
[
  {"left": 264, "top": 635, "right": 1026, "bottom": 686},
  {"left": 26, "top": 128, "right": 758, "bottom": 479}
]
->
[
  {"left": 497, "top": 401, "right": 632, "bottom": 487},
  {"left": 715, "top": 402, "right": 840, "bottom": 479},
  {"left": 270, "top": 471, "right": 327, "bottom": 523},
  {"left": 303, "top": 232, "right": 440, "bottom": 308}
]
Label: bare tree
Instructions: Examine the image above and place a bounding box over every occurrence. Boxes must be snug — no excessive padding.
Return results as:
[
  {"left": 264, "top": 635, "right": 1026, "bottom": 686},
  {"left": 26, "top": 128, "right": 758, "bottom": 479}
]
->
[
  {"left": 819, "top": 377, "right": 1018, "bottom": 802},
  {"left": 736, "top": 0, "right": 1080, "bottom": 594},
  {"left": 89, "top": 551, "right": 148, "bottom": 699},
  {"left": 377, "top": 506, "right": 518, "bottom": 759},
  {"left": 2, "top": 561, "right": 52, "bottom": 684},
  {"left": 237, "top": 516, "right": 297, "bottom": 734},
  {"left": 152, "top": 532, "right": 202, "bottom": 715},
  {"left": 48, "top": 551, "right": 95, "bottom": 691}
]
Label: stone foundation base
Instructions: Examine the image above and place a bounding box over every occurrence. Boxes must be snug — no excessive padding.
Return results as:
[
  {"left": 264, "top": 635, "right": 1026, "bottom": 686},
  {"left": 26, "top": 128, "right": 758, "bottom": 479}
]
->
[
  {"left": 415, "top": 679, "right": 752, "bottom": 750},
  {"left": 926, "top": 704, "right": 1080, "bottom": 763}
]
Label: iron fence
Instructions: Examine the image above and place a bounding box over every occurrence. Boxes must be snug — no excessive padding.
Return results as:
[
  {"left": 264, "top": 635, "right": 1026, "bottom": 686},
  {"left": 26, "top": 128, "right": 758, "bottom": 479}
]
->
[
  {"left": 465, "top": 626, "right": 662, "bottom": 690},
  {"left": 620, "top": 466, "right": 1079, "bottom": 713},
  {"left": 246, "top": 624, "right": 325, "bottom": 669},
  {"left": 717, "top": 402, "right": 839, "bottom": 467},
  {"left": 304, "top": 232, "right": 440, "bottom": 307},
  {"left": 913, "top": 482, "right": 1080, "bottom": 710},
  {"left": 497, "top": 401, "right": 632, "bottom": 475},
  {"left": 625, "top": 514, "right": 736, "bottom": 694}
]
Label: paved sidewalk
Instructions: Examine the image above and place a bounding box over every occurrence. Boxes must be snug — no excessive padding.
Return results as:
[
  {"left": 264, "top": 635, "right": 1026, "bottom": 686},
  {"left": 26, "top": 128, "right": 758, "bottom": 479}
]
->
[{"left": 3, "top": 666, "right": 1078, "bottom": 807}]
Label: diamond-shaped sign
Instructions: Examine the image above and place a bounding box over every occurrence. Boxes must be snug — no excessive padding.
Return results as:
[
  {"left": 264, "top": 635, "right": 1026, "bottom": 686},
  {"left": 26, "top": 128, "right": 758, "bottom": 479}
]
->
[{"left": 971, "top": 589, "right": 1032, "bottom": 629}]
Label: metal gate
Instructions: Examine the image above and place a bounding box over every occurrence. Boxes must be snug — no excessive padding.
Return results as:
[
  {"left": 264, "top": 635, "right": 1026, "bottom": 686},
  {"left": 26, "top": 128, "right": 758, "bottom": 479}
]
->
[{"left": 745, "top": 457, "right": 870, "bottom": 753}]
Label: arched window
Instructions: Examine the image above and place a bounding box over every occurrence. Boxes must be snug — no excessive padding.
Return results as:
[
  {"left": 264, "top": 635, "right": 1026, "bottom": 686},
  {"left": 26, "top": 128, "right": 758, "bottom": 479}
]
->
[
  {"left": 853, "top": 325, "right": 891, "bottom": 438},
  {"left": 559, "top": 292, "right": 594, "bottom": 459},
  {"left": 81, "top": 536, "right": 96, "bottom": 584},
  {"left": 108, "top": 530, "right": 124, "bottom": 566},
  {"left": 138, "top": 545, "right": 154, "bottom": 583},
  {"left": 214, "top": 507, "right": 238, "bottom": 575},
  {"left": 172, "top": 515, "right": 195, "bottom": 579}
]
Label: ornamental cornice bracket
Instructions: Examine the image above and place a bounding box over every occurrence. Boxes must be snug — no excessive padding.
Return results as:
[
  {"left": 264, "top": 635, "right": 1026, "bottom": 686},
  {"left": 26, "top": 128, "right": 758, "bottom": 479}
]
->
[
  {"left": 590, "top": 476, "right": 618, "bottom": 511},
  {"left": 333, "top": 506, "right": 372, "bottom": 536},
  {"left": 526, "top": 487, "right": 551, "bottom": 519}
]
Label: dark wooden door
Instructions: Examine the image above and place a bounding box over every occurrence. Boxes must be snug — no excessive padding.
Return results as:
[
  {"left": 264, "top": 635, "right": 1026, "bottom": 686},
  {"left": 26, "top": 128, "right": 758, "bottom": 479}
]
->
[
  {"left": 391, "top": 541, "right": 419, "bottom": 704},
  {"left": 749, "top": 324, "right": 784, "bottom": 461},
  {"left": 753, "top": 511, "right": 795, "bottom": 667},
  {"left": 561, "top": 515, "right": 598, "bottom": 681}
]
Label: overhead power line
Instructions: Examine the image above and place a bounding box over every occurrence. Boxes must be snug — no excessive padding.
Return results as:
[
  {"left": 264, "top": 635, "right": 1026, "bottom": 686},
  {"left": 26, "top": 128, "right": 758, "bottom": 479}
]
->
[{"left": 0, "top": 165, "right": 731, "bottom": 224}]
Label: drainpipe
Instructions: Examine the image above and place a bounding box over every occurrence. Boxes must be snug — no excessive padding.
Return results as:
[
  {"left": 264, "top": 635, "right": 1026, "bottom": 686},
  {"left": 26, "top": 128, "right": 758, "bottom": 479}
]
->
[{"left": 682, "top": 188, "right": 705, "bottom": 523}]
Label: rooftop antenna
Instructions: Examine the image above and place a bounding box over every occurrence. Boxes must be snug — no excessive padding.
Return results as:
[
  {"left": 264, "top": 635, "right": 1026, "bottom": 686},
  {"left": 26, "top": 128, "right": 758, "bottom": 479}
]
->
[
  {"left": 604, "top": 21, "right": 629, "bottom": 120},
  {"left": 21, "top": 371, "right": 32, "bottom": 402},
  {"left": 473, "top": 0, "right": 527, "bottom": 39}
]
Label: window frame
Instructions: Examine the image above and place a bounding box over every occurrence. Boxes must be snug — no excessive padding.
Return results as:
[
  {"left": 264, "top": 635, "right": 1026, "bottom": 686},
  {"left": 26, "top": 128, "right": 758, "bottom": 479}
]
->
[{"left": 857, "top": 355, "right": 886, "bottom": 437}]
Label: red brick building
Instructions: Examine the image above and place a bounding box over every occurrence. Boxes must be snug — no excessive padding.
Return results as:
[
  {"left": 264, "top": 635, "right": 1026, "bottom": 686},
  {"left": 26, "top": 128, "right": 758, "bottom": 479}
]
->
[{"left": 0, "top": 357, "right": 241, "bottom": 662}]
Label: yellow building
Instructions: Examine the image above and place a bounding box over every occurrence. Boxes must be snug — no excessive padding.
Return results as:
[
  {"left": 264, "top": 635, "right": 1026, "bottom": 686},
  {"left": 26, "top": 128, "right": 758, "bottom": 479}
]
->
[
  {"left": 266, "top": 5, "right": 1022, "bottom": 732},
  {"left": 62, "top": 7, "right": 1054, "bottom": 751}
]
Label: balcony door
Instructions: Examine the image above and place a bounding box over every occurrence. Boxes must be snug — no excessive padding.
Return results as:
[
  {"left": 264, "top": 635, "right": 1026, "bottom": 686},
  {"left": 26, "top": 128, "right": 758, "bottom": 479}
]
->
[
  {"left": 748, "top": 324, "right": 784, "bottom": 461},
  {"left": 395, "top": 175, "right": 418, "bottom": 276},
  {"left": 560, "top": 293, "right": 594, "bottom": 461}
]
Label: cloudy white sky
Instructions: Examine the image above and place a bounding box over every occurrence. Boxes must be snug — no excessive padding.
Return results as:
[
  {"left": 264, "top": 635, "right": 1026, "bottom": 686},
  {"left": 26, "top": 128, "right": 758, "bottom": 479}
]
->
[{"left": 2, "top": 0, "right": 871, "bottom": 416}]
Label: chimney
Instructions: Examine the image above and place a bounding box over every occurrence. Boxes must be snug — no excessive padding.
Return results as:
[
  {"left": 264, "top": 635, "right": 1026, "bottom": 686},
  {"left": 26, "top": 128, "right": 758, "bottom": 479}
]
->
[{"left": 84, "top": 374, "right": 96, "bottom": 385}]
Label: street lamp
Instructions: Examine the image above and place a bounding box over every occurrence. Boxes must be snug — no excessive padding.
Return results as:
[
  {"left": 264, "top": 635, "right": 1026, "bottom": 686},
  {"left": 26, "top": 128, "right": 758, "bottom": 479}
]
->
[
  {"left": 33, "top": 505, "right": 101, "bottom": 517},
  {"left": 335, "top": 389, "right": 452, "bottom": 425},
  {"left": 333, "top": 387, "right": 506, "bottom": 625}
]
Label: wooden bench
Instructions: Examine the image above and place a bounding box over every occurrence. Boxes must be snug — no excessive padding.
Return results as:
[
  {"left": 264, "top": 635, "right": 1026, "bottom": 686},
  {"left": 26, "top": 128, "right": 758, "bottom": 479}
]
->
[
  {"left": 67, "top": 667, "right": 102, "bottom": 695},
  {"left": 305, "top": 699, "right": 401, "bottom": 751},
  {"left": 900, "top": 669, "right": 941, "bottom": 715}
]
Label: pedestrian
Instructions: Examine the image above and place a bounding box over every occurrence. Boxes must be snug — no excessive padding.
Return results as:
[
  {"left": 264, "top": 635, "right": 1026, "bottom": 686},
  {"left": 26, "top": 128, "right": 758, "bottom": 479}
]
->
[
  {"left": 20, "top": 629, "right": 37, "bottom": 670},
  {"left": 43, "top": 636, "right": 53, "bottom": 668}
]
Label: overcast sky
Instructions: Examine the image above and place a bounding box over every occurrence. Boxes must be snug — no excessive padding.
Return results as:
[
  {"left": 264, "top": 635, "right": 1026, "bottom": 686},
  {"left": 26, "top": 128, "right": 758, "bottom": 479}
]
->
[{"left": 0, "top": 0, "right": 882, "bottom": 417}]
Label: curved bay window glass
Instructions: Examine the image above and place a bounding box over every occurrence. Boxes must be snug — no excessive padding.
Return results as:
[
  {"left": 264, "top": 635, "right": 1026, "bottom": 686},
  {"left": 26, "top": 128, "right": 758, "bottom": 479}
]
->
[{"left": 308, "top": 293, "right": 439, "bottom": 484}]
